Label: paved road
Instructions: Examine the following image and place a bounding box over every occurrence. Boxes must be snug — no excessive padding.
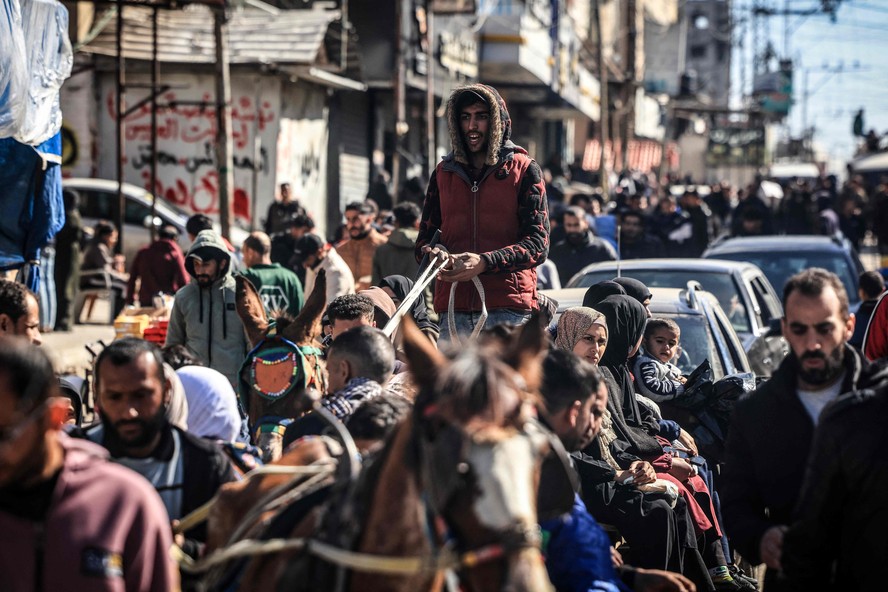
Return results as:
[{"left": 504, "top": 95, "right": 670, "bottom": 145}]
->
[{"left": 42, "top": 323, "right": 116, "bottom": 374}]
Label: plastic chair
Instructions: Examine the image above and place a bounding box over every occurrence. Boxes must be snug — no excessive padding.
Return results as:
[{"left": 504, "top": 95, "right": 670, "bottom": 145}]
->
[{"left": 74, "top": 269, "right": 116, "bottom": 324}]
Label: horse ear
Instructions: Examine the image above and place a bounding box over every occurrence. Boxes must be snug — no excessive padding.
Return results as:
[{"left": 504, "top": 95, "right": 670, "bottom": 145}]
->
[
  {"left": 282, "top": 270, "right": 327, "bottom": 344},
  {"left": 235, "top": 275, "right": 268, "bottom": 346},
  {"left": 503, "top": 312, "right": 548, "bottom": 392},
  {"left": 402, "top": 315, "right": 445, "bottom": 393}
]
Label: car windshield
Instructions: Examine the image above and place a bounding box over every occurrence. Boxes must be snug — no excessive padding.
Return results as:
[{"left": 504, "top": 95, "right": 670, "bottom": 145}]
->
[
  {"left": 664, "top": 313, "right": 726, "bottom": 379},
  {"left": 570, "top": 270, "right": 752, "bottom": 334},
  {"left": 710, "top": 252, "right": 859, "bottom": 304}
]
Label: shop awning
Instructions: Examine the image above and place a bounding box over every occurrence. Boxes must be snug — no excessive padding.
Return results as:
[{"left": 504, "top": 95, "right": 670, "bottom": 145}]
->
[{"left": 583, "top": 139, "right": 679, "bottom": 173}]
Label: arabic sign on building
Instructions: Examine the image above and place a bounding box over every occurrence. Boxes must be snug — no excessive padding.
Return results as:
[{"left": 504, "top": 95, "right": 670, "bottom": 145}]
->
[
  {"left": 707, "top": 126, "right": 766, "bottom": 167},
  {"left": 753, "top": 61, "right": 793, "bottom": 118}
]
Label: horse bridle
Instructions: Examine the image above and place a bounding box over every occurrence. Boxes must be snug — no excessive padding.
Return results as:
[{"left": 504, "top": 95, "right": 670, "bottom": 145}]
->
[{"left": 415, "top": 405, "right": 550, "bottom": 565}]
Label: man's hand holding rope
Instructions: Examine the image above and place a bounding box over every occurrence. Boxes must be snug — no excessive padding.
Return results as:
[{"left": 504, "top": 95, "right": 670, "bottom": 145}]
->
[{"left": 421, "top": 246, "right": 487, "bottom": 283}]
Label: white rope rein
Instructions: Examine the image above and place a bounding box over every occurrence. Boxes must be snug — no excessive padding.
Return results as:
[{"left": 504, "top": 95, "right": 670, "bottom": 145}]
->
[
  {"left": 173, "top": 461, "right": 337, "bottom": 535},
  {"left": 382, "top": 255, "right": 449, "bottom": 338},
  {"left": 177, "top": 536, "right": 461, "bottom": 576},
  {"left": 447, "top": 276, "right": 488, "bottom": 347}
]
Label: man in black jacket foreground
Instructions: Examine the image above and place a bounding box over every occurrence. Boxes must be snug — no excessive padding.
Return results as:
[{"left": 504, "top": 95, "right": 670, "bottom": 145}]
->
[
  {"left": 721, "top": 268, "right": 888, "bottom": 592},
  {"left": 781, "top": 377, "right": 888, "bottom": 591}
]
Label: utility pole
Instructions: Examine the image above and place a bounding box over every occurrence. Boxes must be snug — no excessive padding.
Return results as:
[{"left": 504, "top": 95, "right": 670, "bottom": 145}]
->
[
  {"left": 801, "top": 62, "right": 868, "bottom": 141},
  {"left": 392, "top": 0, "right": 407, "bottom": 201},
  {"left": 115, "top": 0, "right": 125, "bottom": 254},
  {"left": 149, "top": 6, "right": 159, "bottom": 241},
  {"left": 214, "top": 6, "right": 234, "bottom": 240},
  {"left": 594, "top": 0, "right": 609, "bottom": 195},
  {"left": 620, "top": 0, "right": 637, "bottom": 172},
  {"left": 426, "top": 7, "right": 436, "bottom": 180}
]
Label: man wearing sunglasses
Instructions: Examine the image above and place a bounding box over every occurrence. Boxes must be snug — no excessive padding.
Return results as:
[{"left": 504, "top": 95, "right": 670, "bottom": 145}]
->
[{"left": 0, "top": 337, "right": 177, "bottom": 591}]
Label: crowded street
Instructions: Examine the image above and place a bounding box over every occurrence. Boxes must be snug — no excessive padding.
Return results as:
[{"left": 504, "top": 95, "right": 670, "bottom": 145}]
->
[{"left": 3, "top": 1, "right": 888, "bottom": 591}]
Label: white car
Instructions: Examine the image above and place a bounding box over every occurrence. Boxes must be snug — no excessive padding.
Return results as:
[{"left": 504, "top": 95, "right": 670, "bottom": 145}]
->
[{"left": 63, "top": 178, "right": 248, "bottom": 270}]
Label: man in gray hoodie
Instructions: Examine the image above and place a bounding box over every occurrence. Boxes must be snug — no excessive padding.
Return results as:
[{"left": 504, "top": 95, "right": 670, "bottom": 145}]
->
[{"left": 165, "top": 229, "right": 248, "bottom": 386}]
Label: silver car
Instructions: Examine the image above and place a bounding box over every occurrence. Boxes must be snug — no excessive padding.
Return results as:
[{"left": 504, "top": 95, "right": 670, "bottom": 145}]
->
[
  {"left": 544, "top": 284, "right": 752, "bottom": 381},
  {"left": 63, "top": 178, "right": 248, "bottom": 271}
]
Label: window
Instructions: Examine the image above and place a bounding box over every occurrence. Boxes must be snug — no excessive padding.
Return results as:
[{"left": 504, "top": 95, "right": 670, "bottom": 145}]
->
[
  {"left": 690, "top": 45, "right": 707, "bottom": 59},
  {"left": 124, "top": 199, "right": 152, "bottom": 226},
  {"left": 669, "top": 313, "right": 725, "bottom": 378},
  {"left": 79, "top": 190, "right": 115, "bottom": 221}
]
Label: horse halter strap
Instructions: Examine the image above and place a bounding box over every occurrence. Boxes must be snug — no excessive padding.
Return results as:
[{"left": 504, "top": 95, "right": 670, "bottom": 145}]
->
[
  {"left": 417, "top": 406, "right": 544, "bottom": 562},
  {"left": 245, "top": 327, "right": 324, "bottom": 402}
]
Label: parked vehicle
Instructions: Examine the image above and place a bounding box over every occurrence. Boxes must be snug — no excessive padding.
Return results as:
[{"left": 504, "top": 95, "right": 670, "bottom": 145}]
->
[
  {"left": 564, "top": 259, "right": 787, "bottom": 377},
  {"left": 543, "top": 284, "right": 752, "bottom": 381},
  {"left": 63, "top": 178, "right": 247, "bottom": 270},
  {"left": 703, "top": 235, "right": 864, "bottom": 311}
]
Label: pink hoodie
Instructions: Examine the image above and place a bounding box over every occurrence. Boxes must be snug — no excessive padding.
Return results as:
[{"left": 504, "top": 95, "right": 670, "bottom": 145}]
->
[{"left": 0, "top": 433, "right": 178, "bottom": 592}]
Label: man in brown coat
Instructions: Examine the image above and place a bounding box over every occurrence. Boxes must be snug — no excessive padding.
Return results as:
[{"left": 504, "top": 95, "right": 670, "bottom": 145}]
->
[{"left": 336, "top": 201, "right": 387, "bottom": 291}]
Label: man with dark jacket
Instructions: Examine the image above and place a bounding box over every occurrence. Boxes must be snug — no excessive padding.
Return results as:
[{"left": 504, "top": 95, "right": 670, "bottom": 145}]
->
[
  {"left": 678, "top": 187, "right": 715, "bottom": 257},
  {"left": 848, "top": 270, "right": 885, "bottom": 348},
  {"left": 372, "top": 201, "right": 421, "bottom": 284},
  {"left": 549, "top": 206, "right": 616, "bottom": 284},
  {"left": 781, "top": 376, "right": 888, "bottom": 591},
  {"left": 416, "top": 84, "right": 549, "bottom": 343},
  {"left": 721, "top": 268, "right": 888, "bottom": 592},
  {"left": 86, "top": 338, "right": 236, "bottom": 560},
  {"left": 619, "top": 210, "right": 664, "bottom": 260},
  {"left": 126, "top": 224, "right": 189, "bottom": 307}
]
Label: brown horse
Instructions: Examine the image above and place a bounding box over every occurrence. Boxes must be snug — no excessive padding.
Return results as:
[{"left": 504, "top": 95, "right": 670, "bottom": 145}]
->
[
  {"left": 204, "top": 316, "right": 560, "bottom": 592},
  {"left": 235, "top": 271, "right": 328, "bottom": 461}
]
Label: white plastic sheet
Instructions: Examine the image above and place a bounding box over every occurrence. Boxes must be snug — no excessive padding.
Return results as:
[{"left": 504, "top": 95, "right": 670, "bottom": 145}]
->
[
  {"left": 0, "top": 0, "right": 72, "bottom": 145},
  {"left": 0, "top": 0, "right": 29, "bottom": 138}
]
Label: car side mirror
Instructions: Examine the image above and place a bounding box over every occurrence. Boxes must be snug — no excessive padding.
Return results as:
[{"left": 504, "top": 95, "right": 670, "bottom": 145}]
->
[{"left": 766, "top": 318, "right": 782, "bottom": 338}]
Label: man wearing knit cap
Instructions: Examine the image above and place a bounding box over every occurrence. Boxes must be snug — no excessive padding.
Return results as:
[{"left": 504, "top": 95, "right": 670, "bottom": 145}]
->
[{"left": 416, "top": 84, "right": 549, "bottom": 343}]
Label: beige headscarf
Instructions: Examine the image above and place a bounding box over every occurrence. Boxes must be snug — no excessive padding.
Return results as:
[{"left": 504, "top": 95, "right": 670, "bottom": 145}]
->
[{"left": 554, "top": 307, "right": 609, "bottom": 353}]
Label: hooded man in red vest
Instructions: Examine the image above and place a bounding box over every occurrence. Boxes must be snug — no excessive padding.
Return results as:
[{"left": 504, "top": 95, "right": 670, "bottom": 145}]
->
[{"left": 416, "top": 84, "right": 549, "bottom": 344}]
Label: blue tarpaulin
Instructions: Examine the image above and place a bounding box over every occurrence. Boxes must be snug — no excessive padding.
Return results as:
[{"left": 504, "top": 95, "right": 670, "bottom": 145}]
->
[
  {"left": 0, "top": 133, "right": 65, "bottom": 291},
  {"left": 0, "top": 0, "right": 71, "bottom": 291}
]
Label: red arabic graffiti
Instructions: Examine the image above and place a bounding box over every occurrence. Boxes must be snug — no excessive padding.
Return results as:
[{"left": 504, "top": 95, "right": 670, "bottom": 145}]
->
[
  {"left": 141, "top": 169, "right": 251, "bottom": 222},
  {"left": 106, "top": 91, "right": 276, "bottom": 151}
]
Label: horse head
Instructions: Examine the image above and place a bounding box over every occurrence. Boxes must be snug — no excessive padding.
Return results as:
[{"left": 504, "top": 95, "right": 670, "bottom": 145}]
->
[
  {"left": 403, "top": 315, "right": 555, "bottom": 592},
  {"left": 236, "top": 271, "right": 328, "bottom": 461}
]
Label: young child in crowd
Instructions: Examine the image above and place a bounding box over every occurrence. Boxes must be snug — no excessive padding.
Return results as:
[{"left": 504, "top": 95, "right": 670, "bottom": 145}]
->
[{"left": 634, "top": 318, "right": 687, "bottom": 402}]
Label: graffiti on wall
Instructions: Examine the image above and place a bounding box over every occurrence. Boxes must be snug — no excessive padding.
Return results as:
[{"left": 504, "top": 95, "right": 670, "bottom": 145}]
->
[
  {"left": 99, "top": 75, "right": 281, "bottom": 227},
  {"left": 276, "top": 115, "right": 328, "bottom": 234}
]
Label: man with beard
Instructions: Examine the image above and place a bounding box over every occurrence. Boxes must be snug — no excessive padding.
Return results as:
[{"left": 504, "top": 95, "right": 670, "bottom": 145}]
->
[
  {"left": 165, "top": 229, "right": 248, "bottom": 386},
  {"left": 549, "top": 206, "right": 616, "bottom": 285},
  {"left": 721, "top": 268, "right": 888, "bottom": 592},
  {"left": 618, "top": 210, "right": 664, "bottom": 260},
  {"left": 0, "top": 338, "right": 178, "bottom": 591},
  {"left": 86, "top": 337, "right": 236, "bottom": 559},
  {"left": 417, "top": 84, "right": 549, "bottom": 342},
  {"left": 336, "top": 201, "right": 388, "bottom": 292}
]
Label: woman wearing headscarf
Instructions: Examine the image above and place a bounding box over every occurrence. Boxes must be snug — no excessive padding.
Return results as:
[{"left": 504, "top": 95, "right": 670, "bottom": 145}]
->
[
  {"left": 555, "top": 307, "right": 692, "bottom": 575},
  {"left": 612, "top": 277, "right": 653, "bottom": 318},
  {"left": 378, "top": 275, "right": 439, "bottom": 342},
  {"left": 582, "top": 280, "right": 626, "bottom": 310},
  {"left": 595, "top": 295, "right": 738, "bottom": 588}
]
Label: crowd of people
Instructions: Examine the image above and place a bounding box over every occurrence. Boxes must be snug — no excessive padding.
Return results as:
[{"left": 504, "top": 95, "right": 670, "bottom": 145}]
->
[{"left": 1, "top": 81, "right": 887, "bottom": 592}]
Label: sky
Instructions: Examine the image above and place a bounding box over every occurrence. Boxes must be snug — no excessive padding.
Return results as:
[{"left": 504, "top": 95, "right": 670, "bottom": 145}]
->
[{"left": 731, "top": 0, "right": 888, "bottom": 167}]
